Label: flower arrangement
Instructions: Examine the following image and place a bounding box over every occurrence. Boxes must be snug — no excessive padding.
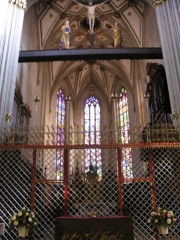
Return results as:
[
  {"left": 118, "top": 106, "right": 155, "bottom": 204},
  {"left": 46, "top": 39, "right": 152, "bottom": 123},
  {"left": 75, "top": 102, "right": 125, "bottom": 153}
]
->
[
  {"left": 10, "top": 207, "right": 36, "bottom": 233},
  {"left": 148, "top": 207, "right": 177, "bottom": 228}
]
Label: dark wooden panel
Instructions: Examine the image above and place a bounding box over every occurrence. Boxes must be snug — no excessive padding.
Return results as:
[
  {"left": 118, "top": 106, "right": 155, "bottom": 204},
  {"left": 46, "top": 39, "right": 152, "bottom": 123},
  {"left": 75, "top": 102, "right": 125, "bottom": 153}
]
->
[
  {"left": 55, "top": 216, "right": 134, "bottom": 240},
  {"left": 19, "top": 48, "right": 163, "bottom": 62}
]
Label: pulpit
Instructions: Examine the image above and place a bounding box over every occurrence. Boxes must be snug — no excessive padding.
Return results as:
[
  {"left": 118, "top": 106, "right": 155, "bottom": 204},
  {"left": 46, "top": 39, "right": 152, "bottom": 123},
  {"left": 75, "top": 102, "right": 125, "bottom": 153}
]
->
[{"left": 55, "top": 216, "right": 134, "bottom": 240}]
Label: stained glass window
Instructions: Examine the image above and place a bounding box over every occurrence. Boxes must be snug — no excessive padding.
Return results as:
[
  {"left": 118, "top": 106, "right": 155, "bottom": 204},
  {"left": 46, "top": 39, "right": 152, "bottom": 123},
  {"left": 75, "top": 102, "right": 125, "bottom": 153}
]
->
[
  {"left": 56, "top": 89, "right": 65, "bottom": 180},
  {"left": 118, "top": 87, "right": 132, "bottom": 178},
  {"left": 84, "top": 96, "right": 102, "bottom": 178}
]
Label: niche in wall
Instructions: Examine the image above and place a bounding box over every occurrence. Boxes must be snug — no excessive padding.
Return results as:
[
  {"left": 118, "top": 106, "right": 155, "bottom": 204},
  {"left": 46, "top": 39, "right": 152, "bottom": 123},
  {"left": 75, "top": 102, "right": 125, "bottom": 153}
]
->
[{"left": 11, "top": 88, "right": 31, "bottom": 129}]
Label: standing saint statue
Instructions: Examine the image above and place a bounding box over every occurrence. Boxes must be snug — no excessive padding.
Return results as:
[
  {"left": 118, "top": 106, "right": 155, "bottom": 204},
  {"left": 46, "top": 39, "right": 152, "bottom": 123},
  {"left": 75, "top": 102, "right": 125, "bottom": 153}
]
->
[
  {"left": 60, "top": 20, "right": 71, "bottom": 49},
  {"left": 73, "top": 0, "right": 109, "bottom": 34},
  {"left": 113, "top": 22, "right": 121, "bottom": 48}
]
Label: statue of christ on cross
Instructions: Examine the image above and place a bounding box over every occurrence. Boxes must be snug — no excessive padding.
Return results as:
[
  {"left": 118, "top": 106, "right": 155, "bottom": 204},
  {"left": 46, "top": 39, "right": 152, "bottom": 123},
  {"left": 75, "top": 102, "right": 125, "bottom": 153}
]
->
[{"left": 73, "top": 0, "right": 109, "bottom": 34}]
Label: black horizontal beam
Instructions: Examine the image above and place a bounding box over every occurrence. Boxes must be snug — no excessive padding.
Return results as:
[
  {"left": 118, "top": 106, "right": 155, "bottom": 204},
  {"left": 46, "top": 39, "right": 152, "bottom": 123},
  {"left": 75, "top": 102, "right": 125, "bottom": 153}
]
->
[{"left": 18, "top": 48, "right": 163, "bottom": 63}]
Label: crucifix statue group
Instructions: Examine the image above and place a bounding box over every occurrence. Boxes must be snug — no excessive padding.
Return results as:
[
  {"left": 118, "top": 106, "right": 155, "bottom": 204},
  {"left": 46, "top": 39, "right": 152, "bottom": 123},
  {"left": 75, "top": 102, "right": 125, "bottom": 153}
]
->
[
  {"left": 73, "top": 0, "right": 109, "bottom": 34},
  {"left": 60, "top": 0, "right": 122, "bottom": 49}
]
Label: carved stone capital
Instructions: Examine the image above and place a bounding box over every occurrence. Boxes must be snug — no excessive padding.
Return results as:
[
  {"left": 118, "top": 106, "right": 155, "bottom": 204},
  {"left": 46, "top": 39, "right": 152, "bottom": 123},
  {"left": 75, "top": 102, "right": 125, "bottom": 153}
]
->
[
  {"left": 153, "top": 0, "right": 167, "bottom": 7},
  {"left": 9, "top": 0, "right": 27, "bottom": 10}
]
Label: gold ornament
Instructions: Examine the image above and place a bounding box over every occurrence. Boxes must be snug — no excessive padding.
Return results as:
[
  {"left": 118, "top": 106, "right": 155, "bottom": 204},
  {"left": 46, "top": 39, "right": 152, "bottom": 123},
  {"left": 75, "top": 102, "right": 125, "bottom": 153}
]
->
[
  {"left": 5, "top": 114, "right": 12, "bottom": 122},
  {"left": 153, "top": 0, "right": 167, "bottom": 7},
  {"left": 9, "top": 0, "right": 27, "bottom": 10}
]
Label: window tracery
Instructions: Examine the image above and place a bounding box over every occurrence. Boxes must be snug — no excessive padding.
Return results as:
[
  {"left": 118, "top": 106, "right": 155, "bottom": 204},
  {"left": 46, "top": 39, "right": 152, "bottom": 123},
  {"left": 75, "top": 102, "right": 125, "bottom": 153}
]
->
[
  {"left": 56, "top": 89, "right": 65, "bottom": 180},
  {"left": 84, "top": 96, "right": 102, "bottom": 178},
  {"left": 118, "top": 87, "right": 132, "bottom": 178}
]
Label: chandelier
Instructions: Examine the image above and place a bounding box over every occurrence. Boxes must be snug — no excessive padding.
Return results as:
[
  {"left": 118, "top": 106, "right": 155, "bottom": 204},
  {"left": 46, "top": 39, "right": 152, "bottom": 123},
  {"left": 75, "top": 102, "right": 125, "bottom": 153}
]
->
[{"left": 153, "top": 0, "right": 167, "bottom": 7}]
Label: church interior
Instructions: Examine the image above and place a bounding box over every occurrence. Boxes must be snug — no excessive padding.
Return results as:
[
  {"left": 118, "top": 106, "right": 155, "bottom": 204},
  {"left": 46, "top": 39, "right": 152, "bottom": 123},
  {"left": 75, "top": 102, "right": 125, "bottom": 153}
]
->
[{"left": 0, "top": 0, "right": 180, "bottom": 239}]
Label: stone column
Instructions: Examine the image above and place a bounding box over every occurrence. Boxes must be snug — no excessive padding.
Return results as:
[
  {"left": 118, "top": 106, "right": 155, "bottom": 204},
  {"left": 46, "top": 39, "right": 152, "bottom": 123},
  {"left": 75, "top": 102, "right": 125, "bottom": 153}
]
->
[
  {"left": 0, "top": 0, "right": 9, "bottom": 64},
  {"left": 156, "top": 0, "right": 180, "bottom": 125},
  {"left": 0, "top": 0, "right": 27, "bottom": 127},
  {"left": 111, "top": 94, "right": 118, "bottom": 143}
]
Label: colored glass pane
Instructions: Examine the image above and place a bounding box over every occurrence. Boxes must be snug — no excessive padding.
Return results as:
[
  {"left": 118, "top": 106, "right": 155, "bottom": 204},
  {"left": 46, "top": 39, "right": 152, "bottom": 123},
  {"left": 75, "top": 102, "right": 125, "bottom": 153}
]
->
[
  {"left": 56, "top": 89, "right": 65, "bottom": 181},
  {"left": 84, "top": 96, "right": 102, "bottom": 178},
  {"left": 119, "top": 87, "right": 132, "bottom": 178}
]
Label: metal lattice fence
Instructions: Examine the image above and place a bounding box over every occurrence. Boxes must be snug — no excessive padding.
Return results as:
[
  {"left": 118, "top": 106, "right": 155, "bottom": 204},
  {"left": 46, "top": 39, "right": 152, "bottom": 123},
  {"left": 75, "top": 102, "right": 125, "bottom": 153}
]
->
[{"left": 0, "top": 130, "right": 180, "bottom": 240}]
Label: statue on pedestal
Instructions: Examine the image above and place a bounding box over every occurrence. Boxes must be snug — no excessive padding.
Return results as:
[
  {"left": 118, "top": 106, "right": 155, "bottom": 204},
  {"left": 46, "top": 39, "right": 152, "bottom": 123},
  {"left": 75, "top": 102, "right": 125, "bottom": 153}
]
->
[
  {"left": 60, "top": 20, "right": 71, "bottom": 49},
  {"left": 113, "top": 22, "right": 121, "bottom": 48}
]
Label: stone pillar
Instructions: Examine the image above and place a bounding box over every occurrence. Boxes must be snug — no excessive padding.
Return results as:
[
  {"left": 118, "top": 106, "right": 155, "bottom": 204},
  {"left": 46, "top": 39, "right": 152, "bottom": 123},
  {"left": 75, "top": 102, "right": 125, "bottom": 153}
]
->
[
  {"left": 156, "top": 0, "right": 180, "bottom": 125},
  {"left": 0, "top": 0, "right": 9, "bottom": 64},
  {"left": 111, "top": 94, "right": 118, "bottom": 143},
  {"left": 0, "top": 0, "right": 27, "bottom": 127}
]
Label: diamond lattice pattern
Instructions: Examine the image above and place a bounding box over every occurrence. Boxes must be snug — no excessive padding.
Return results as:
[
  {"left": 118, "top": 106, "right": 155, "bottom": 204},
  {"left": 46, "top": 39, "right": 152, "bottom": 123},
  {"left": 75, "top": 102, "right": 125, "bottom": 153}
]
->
[{"left": 0, "top": 146, "right": 179, "bottom": 240}]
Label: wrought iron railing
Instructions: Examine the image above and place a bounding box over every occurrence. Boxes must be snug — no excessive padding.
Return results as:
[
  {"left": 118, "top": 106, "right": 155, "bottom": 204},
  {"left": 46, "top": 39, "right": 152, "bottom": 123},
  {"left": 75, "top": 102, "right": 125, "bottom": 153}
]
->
[
  {"left": 0, "top": 128, "right": 179, "bottom": 240},
  {"left": 0, "top": 123, "right": 179, "bottom": 145}
]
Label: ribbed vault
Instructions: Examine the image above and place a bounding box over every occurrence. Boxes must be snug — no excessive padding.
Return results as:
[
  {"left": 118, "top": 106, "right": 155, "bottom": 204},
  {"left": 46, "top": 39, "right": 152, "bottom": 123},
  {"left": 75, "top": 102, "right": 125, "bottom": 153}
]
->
[{"left": 26, "top": 0, "right": 153, "bottom": 106}]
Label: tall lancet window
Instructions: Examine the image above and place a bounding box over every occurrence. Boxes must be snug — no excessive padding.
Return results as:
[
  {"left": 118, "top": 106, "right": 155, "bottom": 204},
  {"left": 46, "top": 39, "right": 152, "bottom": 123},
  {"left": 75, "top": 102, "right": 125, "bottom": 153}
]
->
[
  {"left": 84, "top": 96, "right": 102, "bottom": 178},
  {"left": 118, "top": 87, "right": 132, "bottom": 178},
  {"left": 56, "top": 89, "right": 65, "bottom": 180}
]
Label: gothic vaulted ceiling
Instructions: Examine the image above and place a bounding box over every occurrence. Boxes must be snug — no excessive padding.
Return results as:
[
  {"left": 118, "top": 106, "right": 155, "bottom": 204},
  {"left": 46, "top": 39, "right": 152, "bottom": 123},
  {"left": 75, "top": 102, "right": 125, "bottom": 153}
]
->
[
  {"left": 27, "top": 0, "right": 149, "bottom": 100},
  {"left": 33, "top": 0, "right": 145, "bottom": 49}
]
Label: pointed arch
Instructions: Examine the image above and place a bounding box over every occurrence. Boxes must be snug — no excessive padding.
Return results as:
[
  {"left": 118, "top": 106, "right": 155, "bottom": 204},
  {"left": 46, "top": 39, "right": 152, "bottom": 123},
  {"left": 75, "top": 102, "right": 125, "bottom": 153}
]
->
[
  {"left": 118, "top": 87, "right": 132, "bottom": 178},
  {"left": 56, "top": 88, "right": 65, "bottom": 180},
  {"left": 84, "top": 96, "right": 102, "bottom": 178}
]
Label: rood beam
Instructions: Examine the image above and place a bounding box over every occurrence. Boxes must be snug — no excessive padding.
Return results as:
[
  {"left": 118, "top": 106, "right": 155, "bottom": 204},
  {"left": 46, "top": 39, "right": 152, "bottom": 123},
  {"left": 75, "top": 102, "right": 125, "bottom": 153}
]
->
[{"left": 18, "top": 48, "right": 163, "bottom": 63}]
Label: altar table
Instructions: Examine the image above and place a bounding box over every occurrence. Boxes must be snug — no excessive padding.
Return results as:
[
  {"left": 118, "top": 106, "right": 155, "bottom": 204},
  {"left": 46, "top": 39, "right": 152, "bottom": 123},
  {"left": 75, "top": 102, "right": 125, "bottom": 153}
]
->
[{"left": 55, "top": 216, "right": 134, "bottom": 240}]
